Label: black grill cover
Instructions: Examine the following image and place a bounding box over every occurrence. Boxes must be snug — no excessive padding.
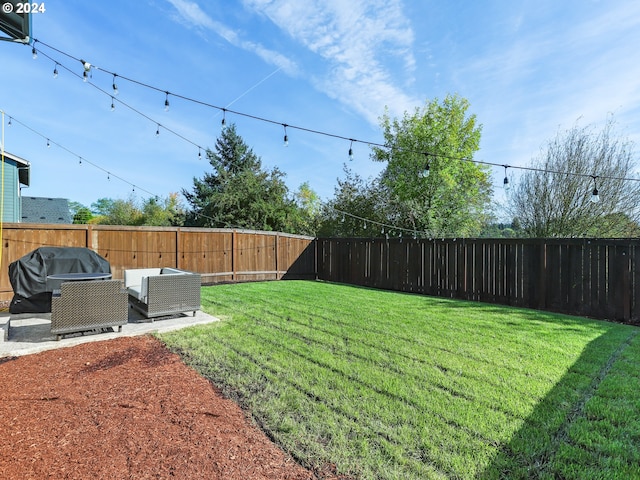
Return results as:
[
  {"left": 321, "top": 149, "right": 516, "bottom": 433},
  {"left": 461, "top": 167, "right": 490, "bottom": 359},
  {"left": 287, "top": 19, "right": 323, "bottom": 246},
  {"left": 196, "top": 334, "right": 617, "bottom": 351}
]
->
[{"left": 8, "top": 247, "right": 111, "bottom": 313}]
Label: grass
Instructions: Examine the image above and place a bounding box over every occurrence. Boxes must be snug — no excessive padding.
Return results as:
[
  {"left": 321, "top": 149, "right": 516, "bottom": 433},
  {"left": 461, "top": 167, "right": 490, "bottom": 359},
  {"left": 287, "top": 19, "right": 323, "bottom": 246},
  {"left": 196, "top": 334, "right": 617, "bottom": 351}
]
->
[{"left": 159, "top": 280, "right": 640, "bottom": 479}]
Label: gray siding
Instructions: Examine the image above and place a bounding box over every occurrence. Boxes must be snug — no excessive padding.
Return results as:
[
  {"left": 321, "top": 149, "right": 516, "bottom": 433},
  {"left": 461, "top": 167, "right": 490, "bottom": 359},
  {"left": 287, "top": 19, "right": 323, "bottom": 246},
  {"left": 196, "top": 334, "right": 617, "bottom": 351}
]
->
[{"left": 1, "top": 161, "right": 21, "bottom": 222}]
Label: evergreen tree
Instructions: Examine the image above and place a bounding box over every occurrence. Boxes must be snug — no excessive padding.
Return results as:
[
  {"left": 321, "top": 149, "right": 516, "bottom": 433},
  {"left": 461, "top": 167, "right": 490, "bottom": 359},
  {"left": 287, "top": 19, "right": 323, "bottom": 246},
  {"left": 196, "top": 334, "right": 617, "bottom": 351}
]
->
[{"left": 183, "top": 124, "right": 298, "bottom": 232}]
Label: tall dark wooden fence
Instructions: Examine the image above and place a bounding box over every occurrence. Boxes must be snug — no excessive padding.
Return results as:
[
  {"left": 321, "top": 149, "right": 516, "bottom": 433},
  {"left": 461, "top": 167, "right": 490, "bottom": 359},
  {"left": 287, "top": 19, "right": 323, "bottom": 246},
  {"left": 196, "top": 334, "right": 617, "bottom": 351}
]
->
[{"left": 317, "top": 237, "right": 640, "bottom": 323}]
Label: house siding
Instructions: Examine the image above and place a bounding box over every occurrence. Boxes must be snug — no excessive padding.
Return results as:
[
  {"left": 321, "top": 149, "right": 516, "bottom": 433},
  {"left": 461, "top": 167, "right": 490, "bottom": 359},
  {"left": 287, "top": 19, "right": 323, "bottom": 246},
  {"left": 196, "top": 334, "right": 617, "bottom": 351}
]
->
[{"left": 0, "top": 160, "right": 21, "bottom": 222}]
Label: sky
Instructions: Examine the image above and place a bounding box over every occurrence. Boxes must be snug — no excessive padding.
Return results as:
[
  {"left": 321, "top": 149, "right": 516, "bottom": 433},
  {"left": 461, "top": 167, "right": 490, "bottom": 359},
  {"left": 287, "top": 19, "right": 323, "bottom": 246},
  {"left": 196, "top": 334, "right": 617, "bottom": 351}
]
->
[{"left": 1, "top": 0, "right": 639, "bottom": 215}]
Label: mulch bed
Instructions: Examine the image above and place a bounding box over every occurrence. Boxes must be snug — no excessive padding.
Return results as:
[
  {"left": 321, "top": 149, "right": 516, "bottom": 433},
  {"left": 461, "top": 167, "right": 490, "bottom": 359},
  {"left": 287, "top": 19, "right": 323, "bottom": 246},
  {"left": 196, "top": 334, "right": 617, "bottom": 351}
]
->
[{"left": 0, "top": 336, "right": 327, "bottom": 479}]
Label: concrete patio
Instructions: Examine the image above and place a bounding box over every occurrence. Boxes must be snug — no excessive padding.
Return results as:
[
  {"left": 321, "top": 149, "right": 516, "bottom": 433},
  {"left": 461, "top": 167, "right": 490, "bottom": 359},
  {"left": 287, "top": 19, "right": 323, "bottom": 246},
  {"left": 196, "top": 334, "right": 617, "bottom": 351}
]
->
[{"left": 0, "top": 307, "right": 219, "bottom": 358}]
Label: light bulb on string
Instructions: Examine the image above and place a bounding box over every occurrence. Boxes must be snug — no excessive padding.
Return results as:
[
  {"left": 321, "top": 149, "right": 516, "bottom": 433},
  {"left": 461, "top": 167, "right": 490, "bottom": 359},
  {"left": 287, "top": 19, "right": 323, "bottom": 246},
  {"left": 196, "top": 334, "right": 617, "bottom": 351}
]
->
[
  {"left": 283, "top": 124, "right": 289, "bottom": 147},
  {"left": 503, "top": 165, "right": 510, "bottom": 189},
  {"left": 53, "top": 64, "right": 58, "bottom": 78},
  {"left": 79, "top": 157, "right": 83, "bottom": 165},
  {"left": 348, "top": 140, "right": 354, "bottom": 161},
  {"left": 46, "top": 139, "right": 50, "bottom": 148},
  {"left": 7, "top": 117, "right": 11, "bottom": 126},
  {"left": 32, "top": 46, "right": 37, "bottom": 59},
  {"left": 420, "top": 153, "right": 431, "bottom": 178},
  {"left": 363, "top": 221, "right": 367, "bottom": 230},
  {"left": 81, "top": 60, "right": 91, "bottom": 82},
  {"left": 110, "top": 97, "right": 115, "bottom": 111},
  {"left": 221, "top": 109, "right": 226, "bottom": 129},
  {"left": 164, "top": 92, "right": 170, "bottom": 112},
  {"left": 112, "top": 74, "right": 119, "bottom": 95},
  {"left": 590, "top": 176, "right": 600, "bottom": 204},
  {"left": 155, "top": 124, "right": 160, "bottom": 137},
  {"left": 198, "top": 148, "right": 202, "bottom": 160}
]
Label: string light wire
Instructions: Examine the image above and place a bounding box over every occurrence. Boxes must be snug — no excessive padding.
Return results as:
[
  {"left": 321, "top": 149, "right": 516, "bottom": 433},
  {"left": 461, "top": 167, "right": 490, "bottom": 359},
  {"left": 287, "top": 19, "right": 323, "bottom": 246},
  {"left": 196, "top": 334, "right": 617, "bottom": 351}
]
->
[
  {"left": 18, "top": 39, "right": 640, "bottom": 235},
  {"left": 3, "top": 113, "right": 156, "bottom": 198},
  {"left": 29, "top": 38, "right": 640, "bottom": 191}
]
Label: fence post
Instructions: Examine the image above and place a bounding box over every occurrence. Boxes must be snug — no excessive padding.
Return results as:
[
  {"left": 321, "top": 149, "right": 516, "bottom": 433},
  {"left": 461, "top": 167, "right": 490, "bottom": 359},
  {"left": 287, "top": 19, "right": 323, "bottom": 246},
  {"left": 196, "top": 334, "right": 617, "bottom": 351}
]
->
[{"left": 232, "top": 229, "right": 237, "bottom": 281}]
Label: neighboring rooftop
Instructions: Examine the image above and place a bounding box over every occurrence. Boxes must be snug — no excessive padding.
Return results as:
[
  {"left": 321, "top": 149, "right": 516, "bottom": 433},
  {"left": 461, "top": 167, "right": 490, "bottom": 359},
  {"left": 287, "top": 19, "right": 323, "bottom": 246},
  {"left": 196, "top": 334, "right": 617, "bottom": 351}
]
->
[{"left": 21, "top": 197, "right": 71, "bottom": 224}]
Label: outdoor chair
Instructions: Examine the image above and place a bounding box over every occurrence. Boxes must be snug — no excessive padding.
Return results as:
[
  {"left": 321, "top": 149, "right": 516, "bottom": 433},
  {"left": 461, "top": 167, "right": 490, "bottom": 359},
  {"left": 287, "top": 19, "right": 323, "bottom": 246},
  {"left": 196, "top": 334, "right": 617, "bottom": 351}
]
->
[
  {"left": 124, "top": 267, "right": 201, "bottom": 320},
  {"left": 50, "top": 280, "right": 128, "bottom": 341}
]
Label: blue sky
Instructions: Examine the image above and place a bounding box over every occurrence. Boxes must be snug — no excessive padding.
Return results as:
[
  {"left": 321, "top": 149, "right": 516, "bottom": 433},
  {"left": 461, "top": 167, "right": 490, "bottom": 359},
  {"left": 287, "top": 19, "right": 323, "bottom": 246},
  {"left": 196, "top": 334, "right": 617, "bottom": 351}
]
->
[{"left": 1, "top": 0, "right": 639, "bottom": 214}]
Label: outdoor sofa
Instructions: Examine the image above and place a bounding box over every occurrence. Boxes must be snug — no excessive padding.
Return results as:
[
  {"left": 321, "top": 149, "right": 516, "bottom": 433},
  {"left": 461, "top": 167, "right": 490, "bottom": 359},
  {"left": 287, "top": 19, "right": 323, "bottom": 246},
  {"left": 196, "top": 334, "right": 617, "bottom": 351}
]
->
[
  {"left": 124, "top": 267, "right": 201, "bottom": 319},
  {"left": 50, "top": 279, "right": 128, "bottom": 341}
]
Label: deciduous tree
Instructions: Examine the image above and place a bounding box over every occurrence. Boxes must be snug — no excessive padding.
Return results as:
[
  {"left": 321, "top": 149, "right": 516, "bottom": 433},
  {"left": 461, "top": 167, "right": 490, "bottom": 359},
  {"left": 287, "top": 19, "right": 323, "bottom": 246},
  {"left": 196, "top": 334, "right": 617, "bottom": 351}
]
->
[
  {"left": 372, "top": 94, "right": 492, "bottom": 237},
  {"left": 507, "top": 118, "right": 640, "bottom": 237}
]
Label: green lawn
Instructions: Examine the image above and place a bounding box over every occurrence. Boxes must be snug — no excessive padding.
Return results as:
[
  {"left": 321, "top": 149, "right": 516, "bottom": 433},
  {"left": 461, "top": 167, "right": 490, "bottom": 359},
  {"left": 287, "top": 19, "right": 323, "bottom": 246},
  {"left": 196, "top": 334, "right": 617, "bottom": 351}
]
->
[{"left": 160, "top": 280, "right": 640, "bottom": 479}]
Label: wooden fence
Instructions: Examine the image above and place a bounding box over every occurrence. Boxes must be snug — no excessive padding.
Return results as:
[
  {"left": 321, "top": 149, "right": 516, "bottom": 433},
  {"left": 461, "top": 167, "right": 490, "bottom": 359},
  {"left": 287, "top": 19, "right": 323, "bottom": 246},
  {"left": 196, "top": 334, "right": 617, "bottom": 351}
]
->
[
  {"left": 317, "top": 237, "right": 640, "bottom": 323},
  {"left": 4, "top": 224, "right": 637, "bottom": 322},
  {"left": 0, "top": 223, "right": 316, "bottom": 302}
]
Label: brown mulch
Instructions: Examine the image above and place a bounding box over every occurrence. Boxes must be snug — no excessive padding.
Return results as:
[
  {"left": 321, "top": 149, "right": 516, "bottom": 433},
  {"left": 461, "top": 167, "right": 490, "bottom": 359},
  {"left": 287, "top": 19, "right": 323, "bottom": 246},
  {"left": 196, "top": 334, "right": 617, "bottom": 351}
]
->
[{"left": 0, "top": 336, "right": 330, "bottom": 480}]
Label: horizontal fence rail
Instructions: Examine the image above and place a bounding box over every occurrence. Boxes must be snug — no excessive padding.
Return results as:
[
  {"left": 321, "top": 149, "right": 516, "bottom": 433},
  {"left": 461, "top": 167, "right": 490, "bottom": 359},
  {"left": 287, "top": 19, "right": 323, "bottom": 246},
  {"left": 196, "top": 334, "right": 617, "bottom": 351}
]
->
[
  {"left": 0, "top": 223, "right": 316, "bottom": 302},
  {"left": 317, "top": 237, "right": 640, "bottom": 323}
]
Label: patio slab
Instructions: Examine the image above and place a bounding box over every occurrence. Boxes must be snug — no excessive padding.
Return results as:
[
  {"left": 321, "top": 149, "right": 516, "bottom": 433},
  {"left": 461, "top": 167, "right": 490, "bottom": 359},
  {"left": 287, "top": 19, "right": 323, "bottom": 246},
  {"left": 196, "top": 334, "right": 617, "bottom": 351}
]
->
[{"left": 0, "top": 307, "right": 219, "bottom": 358}]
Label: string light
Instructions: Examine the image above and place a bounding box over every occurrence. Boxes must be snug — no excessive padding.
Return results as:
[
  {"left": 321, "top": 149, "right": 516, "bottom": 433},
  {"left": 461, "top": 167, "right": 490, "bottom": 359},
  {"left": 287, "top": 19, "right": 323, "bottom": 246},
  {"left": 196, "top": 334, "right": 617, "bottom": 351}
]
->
[
  {"left": 7, "top": 117, "right": 11, "bottom": 126},
  {"left": 110, "top": 97, "right": 115, "bottom": 111},
  {"left": 198, "top": 148, "right": 202, "bottom": 160},
  {"left": 46, "top": 139, "right": 50, "bottom": 148},
  {"left": 81, "top": 59, "right": 91, "bottom": 82},
  {"left": 112, "top": 74, "right": 118, "bottom": 95},
  {"left": 16, "top": 39, "right": 640, "bottom": 225},
  {"left": 503, "top": 165, "right": 509, "bottom": 188},
  {"left": 283, "top": 124, "right": 289, "bottom": 147},
  {"left": 221, "top": 108, "right": 226, "bottom": 128},
  {"left": 155, "top": 124, "right": 160, "bottom": 137},
  {"left": 53, "top": 63, "right": 58, "bottom": 78},
  {"left": 591, "top": 176, "right": 600, "bottom": 204},
  {"left": 421, "top": 154, "right": 430, "bottom": 178},
  {"left": 4, "top": 112, "right": 159, "bottom": 200},
  {"left": 164, "top": 91, "right": 170, "bottom": 112},
  {"left": 348, "top": 139, "right": 354, "bottom": 160},
  {"left": 32, "top": 46, "right": 37, "bottom": 59},
  {"left": 28, "top": 38, "right": 640, "bottom": 199}
]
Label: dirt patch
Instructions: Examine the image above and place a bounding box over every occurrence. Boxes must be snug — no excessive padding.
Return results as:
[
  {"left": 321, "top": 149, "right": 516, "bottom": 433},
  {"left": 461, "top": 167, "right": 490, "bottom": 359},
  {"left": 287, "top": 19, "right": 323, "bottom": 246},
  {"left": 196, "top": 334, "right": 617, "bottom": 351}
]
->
[{"left": 0, "top": 336, "right": 326, "bottom": 479}]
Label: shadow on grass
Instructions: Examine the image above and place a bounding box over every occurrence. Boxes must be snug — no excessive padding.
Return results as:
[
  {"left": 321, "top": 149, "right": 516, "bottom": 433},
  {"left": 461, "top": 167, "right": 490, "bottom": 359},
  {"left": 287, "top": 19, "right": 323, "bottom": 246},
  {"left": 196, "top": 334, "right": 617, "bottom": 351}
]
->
[{"left": 478, "top": 324, "right": 638, "bottom": 479}]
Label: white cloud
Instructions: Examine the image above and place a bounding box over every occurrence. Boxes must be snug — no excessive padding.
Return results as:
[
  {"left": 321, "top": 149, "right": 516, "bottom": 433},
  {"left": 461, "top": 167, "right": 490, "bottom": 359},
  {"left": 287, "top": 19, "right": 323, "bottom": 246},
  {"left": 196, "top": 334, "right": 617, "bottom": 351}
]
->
[
  {"left": 460, "top": 1, "right": 640, "bottom": 170},
  {"left": 166, "top": 0, "right": 419, "bottom": 124},
  {"left": 166, "top": 0, "right": 297, "bottom": 74},
  {"left": 166, "top": 0, "right": 219, "bottom": 31},
  {"left": 243, "top": 0, "right": 419, "bottom": 124}
]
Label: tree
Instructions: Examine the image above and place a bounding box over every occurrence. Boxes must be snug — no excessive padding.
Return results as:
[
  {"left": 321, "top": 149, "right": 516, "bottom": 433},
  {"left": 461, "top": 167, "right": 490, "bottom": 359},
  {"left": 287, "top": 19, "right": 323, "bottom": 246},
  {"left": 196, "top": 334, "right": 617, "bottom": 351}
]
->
[
  {"left": 69, "top": 201, "right": 93, "bottom": 224},
  {"left": 183, "top": 124, "right": 299, "bottom": 232},
  {"left": 91, "top": 194, "right": 184, "bottom": 226},
  {"left": 317, "top": 166, "right": 391, "bottom": 237},
  {"left": 91, "top": 197, "right": 142, "bottom": 225},
  {"left": 372, "top": 94, "right": 493, "bottom": 237},
  {"left": 507, "top": 118, "right": 640, "bottom": 237},
  {"left": 139, "top": 193, "right": 185, "bottom": 226},
  {"left": 291, "top": 182, "right": 322, "bottom": 236}
]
